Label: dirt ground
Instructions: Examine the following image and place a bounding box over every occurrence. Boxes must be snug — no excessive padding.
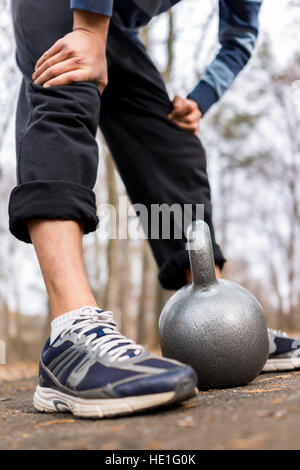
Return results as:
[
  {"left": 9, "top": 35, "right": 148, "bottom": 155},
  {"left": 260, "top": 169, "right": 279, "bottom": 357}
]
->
[{"left": 1, "top": 364, "right": 300, "bottom": 450}]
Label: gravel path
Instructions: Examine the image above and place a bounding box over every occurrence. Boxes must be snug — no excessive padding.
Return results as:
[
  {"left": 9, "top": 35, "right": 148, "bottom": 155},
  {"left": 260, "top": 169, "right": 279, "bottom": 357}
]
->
[{"left": 1, "top": 370, "right": 300, "bottom": 450}]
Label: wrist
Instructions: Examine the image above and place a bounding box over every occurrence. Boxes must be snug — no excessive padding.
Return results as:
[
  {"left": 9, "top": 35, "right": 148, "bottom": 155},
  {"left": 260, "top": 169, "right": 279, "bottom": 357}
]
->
[{"left": 73, "top": 9, "right": 110, "bottom": 39}]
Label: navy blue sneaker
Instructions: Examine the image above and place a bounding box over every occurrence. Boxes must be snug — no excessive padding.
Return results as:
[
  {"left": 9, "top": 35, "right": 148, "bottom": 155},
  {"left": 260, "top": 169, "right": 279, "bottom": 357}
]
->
[
  {"left": 33, "top": 307, "right": 198, "bottom": 418},
  {"left": 263, "top": 329, "right": 300, "bottom": 372}
]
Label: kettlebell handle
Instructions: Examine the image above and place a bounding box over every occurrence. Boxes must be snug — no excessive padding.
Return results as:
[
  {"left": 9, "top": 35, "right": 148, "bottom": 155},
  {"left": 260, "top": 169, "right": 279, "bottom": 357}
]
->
[{"left": 187, "top": 220, "right": 217, "bottom": 290}]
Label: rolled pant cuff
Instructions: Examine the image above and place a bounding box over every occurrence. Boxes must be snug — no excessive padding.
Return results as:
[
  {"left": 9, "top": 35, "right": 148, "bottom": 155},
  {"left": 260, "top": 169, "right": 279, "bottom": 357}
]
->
[
  {"left": 9, "top": 181, "right": 99, "bottom": 243},
  {"left": 158, "top": 245, "right": 227, "bottom": 290}
]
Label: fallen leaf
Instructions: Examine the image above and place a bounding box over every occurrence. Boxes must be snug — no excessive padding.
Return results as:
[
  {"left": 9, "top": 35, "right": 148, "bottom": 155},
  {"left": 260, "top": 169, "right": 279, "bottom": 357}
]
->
[
  {"left": 0, "top": 361, "right": 38, "bottom": 382},
  {"left": 242, "top": 387, "right": 284, "bottom": 394},
  {"left": 145, "top": 440, "right": 167, "bottom": 450},
  {"left": 272, "top": 397, "right": 285, "bottom": 405},
  {"left": 100, "top": 441, "right": 119, "bottom": 450},
  {"left": 109, "top": 424, "right": 126, "bottom": 433},
  {"left": 259, "top": 374, "right": 291, "bottom": 382},
  {"left": 227, "top": 433, "right": 267, "bottom": 450},
  {"left": 274, "top": 409, "right": 286, "bottom": 419},
  {"left": 256, "top": 377, "right": 277, "bottom": 384},
  {"left": 288, "top": 405, "right": 300, "bottom": 413},
  {"left": 35, "top": 419, "right": 75, "bottom": 429},
  {"left": 179, "top": 402, "right": 200, "bottom": 410},
  {"left": 176, "top": 416, "right": 197, "bottom": 428},
  {"left": 17, "top": 385, "right": 35, "bottom": 391},
  {"left": 199, "top": 415, "right": 217, "bottom": 423},
  {"left": 255, "top": 410, "right": 272, "bottom": 417}
]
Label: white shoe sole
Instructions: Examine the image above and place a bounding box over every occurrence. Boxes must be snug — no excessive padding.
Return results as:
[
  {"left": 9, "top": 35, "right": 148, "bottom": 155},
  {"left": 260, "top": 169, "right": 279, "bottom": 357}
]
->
[
  {"left": 33, "top": 385, "right": 198, "bottom": 418},
  {"left": 263, "top": 357, "right": 300, "bottom": 372}
]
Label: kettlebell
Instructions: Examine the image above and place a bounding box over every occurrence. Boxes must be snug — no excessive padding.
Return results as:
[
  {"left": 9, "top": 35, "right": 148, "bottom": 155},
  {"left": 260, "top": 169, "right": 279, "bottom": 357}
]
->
[{"left": 159, "top": 220, "right": 269, "bottom": 389}]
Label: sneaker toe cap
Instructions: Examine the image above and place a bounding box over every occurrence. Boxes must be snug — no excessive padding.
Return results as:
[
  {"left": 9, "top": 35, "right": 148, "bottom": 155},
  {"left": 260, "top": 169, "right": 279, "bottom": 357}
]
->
[{"left": 114, "top": 365, "right": 197, "bottom": 398}]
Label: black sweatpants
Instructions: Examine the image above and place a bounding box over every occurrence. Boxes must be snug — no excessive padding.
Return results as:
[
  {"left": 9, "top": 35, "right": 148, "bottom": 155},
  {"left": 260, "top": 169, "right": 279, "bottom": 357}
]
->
[{"left": 9, "top": 0, "right": 226, "bottom": 290}]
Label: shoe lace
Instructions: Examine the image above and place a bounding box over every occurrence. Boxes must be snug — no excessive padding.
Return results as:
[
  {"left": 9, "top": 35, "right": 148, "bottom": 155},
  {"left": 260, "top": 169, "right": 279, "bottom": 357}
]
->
[{"left": 62, "top": 307, "right": 144, "bottom": 363}]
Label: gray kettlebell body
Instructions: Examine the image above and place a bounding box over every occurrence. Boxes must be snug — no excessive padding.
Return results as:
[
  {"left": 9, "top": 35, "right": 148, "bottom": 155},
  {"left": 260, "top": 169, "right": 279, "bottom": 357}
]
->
[{"left": 159, "top": 221, "right": 269, "bottom": 389}]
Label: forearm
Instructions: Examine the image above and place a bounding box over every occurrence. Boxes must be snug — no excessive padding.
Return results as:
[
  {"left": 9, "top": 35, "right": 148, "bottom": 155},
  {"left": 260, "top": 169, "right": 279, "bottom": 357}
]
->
[
  {"left": 73, "top": 9, "right": 110, "bottom": 40},
  {"left": 189, "top": 38, "right": 258, "bottom": 114},
  {"left": 189, "top": 0, "right": 263, "bottom": 115}
]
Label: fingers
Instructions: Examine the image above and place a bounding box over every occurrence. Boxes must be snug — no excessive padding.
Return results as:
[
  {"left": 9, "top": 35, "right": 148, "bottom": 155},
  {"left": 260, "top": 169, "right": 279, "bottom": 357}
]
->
[
  {"left": 169, "top": 96, "right": 201, "bottom": 136},
  {"left": 32, "top": 31, "right": 108, "bottom": 90},
  {"left": 169, "top": 98, "right": 200, "bottom": 121},
  {"left": 35, "top": 40, "right": 63, "bottom": 70},
  {"left": 41, "top": 69, "right": 89, "bottom": 88},
  {"left": 173, "top": 120, "right": 200, "bottom": 136},
  {"left": 33, "top": 58, "right": 82, "bottom": 86},
  {"left": 32, "top": 51, "right": 71, "bottom": 82},
  {"left": 173, "top": 94, "right": 185, "bottom": 108},
  {"left": 169, "top": 102, "right": 193, "bottom": 120},
  {"left": 173, "top": 108, "right": 201, "bottom": 125}
]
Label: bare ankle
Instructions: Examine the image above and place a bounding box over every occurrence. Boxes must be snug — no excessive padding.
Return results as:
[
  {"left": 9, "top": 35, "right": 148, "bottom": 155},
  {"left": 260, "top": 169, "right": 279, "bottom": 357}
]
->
[
  {"left": 28, "top": 219, "right": 97, "bottom": 320},
  {"left": 50, "top": 299, "right": 98, "bottom": 319}
]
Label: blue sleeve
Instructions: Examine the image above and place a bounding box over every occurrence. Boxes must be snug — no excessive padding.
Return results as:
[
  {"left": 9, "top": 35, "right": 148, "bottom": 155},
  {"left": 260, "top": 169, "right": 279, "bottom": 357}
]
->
[
  {"left": 70, "top": 0, "right": 113, "bottom": 16},
  {"left": 188, "top": 0, "right": 263, "bottom": 114}
]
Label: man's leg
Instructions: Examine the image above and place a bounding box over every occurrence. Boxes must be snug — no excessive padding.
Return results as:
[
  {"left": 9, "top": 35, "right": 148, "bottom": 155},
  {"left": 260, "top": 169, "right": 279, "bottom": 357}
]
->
[
  {"left": 10, "top": 0, "right": 100, "bottom": 248},
  {"left": 30, "top": 217, "right": 197, "bottom": 417},
  {"left": 10, "top": 0, "right": 100, "bottom": 316},
  {"left": 101, "top": 19, "right": 300, "bottom": 377},
  {"left": 100, "top": 19, "right": 226, "bottom": 290},
  {"left": 10, "top": 1, "right": 197, "bottom": 418},
  {"left": 28, "top": 220, "right": 97, "bottom": 318}
]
